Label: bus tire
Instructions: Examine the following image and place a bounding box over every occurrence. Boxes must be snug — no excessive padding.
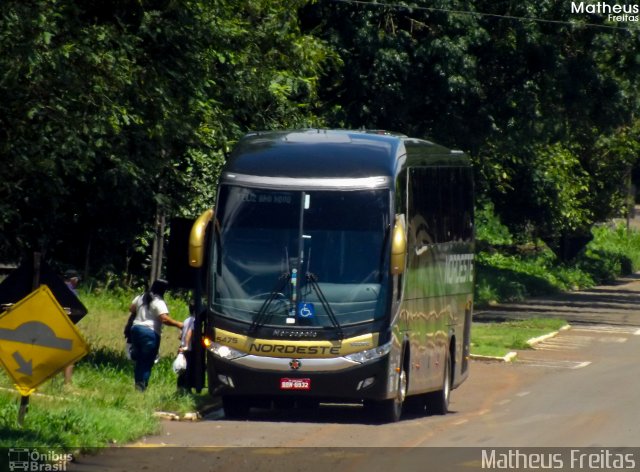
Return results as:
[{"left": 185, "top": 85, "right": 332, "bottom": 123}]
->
[
  {"left": 427, "top": 353, "right": 451, "bottom": 415},
  {"left": 222, "top": 396, "right": 250, "bottom": 419},
  {"left": 374, "top": 366, "right": 407, "bottom": 423},
  {"left": 403, "top": 394, "right": 427, "bottom": 416}
]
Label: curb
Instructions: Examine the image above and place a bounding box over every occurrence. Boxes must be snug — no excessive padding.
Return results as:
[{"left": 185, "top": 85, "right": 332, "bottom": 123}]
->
[
  {"left": 525, "top": 324, "right": 571, "bottom": 348},
  {"left": 154, "top": 411, "right": 201, "bottom": 421},
  {"left": 154, "top": 397, "right": 221, "bottom": 422},
  {"left": 470, "top": 351, "right": 518, "bottom": 363},
  {"left": 470, "top": 324, "right": 571, "bottom": 363}
]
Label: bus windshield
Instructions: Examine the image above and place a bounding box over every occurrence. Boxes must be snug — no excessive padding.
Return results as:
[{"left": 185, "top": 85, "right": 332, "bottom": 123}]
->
[{"left": 212, "top": 185, "right": 390, "bottom": 329}]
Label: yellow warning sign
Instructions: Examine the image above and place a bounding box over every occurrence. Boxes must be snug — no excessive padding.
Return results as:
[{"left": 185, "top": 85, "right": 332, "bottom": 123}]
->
[{"left": 0, "top": 285, "right": 89, "bottom": 395}]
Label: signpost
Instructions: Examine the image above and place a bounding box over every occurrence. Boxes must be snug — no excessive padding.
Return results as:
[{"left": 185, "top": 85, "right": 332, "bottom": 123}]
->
[
  {"left": 0, "top": 253, "right": 90, "bottom": 425},
  {"left": 0, "top": 285, "right": 89, "bottom": 425},
  {"left": 0, "top": 285, "right": 89, "bottom": 395}
]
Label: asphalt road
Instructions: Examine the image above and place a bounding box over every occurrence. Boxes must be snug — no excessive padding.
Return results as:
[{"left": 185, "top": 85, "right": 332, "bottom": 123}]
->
[{"left": 68, "top": 275, "right": 640, "bottom": 471}]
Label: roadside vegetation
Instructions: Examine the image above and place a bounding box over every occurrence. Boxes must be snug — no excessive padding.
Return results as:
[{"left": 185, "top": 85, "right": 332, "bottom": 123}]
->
[
  {"left": 471, "top": 318, "right": 568, "bottom": 358},
  {"left": 0, "top": 290, "right": 208, "bottom": 450},
  {"left": 474, "top": 203, "right": 640, "bottom": 307},
  {"left": 470, "top": 204, "right": 640, "bottom": 358}
]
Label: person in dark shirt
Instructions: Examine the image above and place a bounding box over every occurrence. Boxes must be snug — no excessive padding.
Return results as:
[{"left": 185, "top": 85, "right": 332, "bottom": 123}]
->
[{"left": 63, "top": 269, "right": 80, "bottom": 385}]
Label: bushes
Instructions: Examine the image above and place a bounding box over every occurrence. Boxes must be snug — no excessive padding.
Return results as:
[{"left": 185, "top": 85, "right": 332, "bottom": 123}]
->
[{"left": 475, "top": 203, "right": 640, "bottom": 307}]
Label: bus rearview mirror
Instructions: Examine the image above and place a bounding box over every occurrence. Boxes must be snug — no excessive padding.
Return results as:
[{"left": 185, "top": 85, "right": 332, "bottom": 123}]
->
[{"left": 189, "top": 209, "right": 214, "bottom": 268}]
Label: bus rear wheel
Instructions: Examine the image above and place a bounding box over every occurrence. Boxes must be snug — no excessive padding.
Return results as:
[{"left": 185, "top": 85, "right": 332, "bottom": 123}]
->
[
  {"left": 222, "top": 396, "right": 250, "bottom": 419},
  {"left": 426, "top": 354, "right": 451, "bottom": 415}
]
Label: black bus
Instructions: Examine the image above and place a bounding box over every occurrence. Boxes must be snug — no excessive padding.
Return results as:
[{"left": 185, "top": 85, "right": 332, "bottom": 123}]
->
[{"left": 181, "top": 129, "right": 474, "bottom": 422}]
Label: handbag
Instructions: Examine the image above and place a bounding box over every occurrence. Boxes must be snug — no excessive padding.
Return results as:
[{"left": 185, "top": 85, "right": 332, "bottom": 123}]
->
[{"left": 124, "top": 311, "right": 136, "bottom": 342}]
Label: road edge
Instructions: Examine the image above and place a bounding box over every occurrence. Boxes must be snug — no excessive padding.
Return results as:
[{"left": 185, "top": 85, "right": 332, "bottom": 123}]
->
[{"left": 470, "top": 324, "right": 571, "bottom": 363}]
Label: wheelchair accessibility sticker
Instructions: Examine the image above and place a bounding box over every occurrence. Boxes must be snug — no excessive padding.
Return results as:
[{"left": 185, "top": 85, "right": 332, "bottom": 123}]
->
[{"left": 297, "top": 302, "right": 315, "bottom": 319}]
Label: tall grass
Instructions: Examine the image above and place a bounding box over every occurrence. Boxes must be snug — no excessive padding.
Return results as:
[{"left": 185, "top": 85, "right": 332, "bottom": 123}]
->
[{"left": 77, "top": 289, "right": 190, "bottom": 359}]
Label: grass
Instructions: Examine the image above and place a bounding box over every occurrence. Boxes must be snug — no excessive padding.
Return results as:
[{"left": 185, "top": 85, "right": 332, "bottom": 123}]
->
[
  {"left": 471, "top": 318, "right": 568, "bottom": 358},
  {"left": 78, "top": 288, "right": 190, "bottom": 359}
]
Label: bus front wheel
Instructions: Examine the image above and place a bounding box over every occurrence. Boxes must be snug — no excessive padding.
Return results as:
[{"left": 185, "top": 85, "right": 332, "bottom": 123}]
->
[{"left": 370, "top": 366, "right": 407, "bottom": 423}]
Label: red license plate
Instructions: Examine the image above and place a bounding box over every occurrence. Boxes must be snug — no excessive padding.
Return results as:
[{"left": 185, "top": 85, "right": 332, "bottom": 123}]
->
[{"left": 280, "top": 378, "right": 311, "bottom": 390}]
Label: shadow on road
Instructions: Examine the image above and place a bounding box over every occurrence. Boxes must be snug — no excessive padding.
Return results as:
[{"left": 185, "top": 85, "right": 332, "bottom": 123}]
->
[
  {"left": 203, "top": 402, "right": 457, "bottom": 425},
  {"left": 475, "top": 273, "right": 640, "bottom": 326}
]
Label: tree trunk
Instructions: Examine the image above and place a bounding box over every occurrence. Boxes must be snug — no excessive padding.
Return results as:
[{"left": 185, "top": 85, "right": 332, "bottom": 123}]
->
[{"left": 150, "top": 208, "right": 166, "bottom": 284}]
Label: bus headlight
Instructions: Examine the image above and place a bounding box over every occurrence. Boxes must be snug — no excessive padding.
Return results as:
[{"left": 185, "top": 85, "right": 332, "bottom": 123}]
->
[
  {"left": 344, "top": 341, "right": 392, "bottom": 364},
  {"left": 205, "top": 339, "right": 247, "bottom": 360}
]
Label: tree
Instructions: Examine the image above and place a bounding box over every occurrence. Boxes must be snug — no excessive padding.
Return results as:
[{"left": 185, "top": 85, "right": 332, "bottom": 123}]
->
[
  {"left": 304, "top": 0, "right": 640, "bottom": 257},
  {"left": 0, "top": 0, "right": 331, "bottom": 278}
]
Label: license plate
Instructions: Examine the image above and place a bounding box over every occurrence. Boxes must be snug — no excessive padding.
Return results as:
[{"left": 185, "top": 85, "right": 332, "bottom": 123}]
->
[{"left": 280, "top": 378, "right": 311, "bottom": 390}]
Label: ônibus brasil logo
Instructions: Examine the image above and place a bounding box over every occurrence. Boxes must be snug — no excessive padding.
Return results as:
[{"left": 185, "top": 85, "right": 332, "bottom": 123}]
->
[{"left": 7, "top": 448, "right": 73, "bottom": 472}]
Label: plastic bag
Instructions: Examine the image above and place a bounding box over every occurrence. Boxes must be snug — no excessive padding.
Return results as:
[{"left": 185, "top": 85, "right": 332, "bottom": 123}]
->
[{"left": 172, "top": 352, "right": 187, "bottom": 373}]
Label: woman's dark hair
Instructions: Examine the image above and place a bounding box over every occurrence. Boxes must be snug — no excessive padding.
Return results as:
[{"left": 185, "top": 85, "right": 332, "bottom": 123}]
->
[{"left": 142, "top": 279, "right": 170, "bottom": 306}]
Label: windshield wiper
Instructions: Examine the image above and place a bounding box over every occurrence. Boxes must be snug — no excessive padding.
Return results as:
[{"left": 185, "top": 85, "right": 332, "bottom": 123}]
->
[
  {"left": 249, "top": 273, "right": 290, "bottom": 334},
  {"left": 306, "top": 272, "right": 344, "bottom": 339}
]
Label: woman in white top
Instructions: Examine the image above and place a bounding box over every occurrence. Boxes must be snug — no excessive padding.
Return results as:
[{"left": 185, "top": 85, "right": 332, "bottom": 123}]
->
[{"left": 129, "top": 279, "right": 183, "bottom": 391}]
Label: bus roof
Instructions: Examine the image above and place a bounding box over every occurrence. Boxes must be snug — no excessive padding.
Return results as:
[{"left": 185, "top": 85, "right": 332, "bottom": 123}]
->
[{"left": 223, "top": 129, "right": 469, "bottom": 181}]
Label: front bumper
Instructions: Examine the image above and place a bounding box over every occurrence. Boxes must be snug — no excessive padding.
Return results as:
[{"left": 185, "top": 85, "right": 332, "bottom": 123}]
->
[{"left": 210, "top": 354, "right": 392, "bottom": 402}]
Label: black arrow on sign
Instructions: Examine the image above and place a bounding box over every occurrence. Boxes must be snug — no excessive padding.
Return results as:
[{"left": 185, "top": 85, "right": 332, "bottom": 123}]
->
[{"left": 12, "top": 351, "right": 32, "bottom": 376}]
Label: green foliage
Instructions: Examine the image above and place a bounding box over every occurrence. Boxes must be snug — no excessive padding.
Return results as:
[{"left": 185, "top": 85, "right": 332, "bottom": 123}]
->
[
  {"left": 475, "top": 200, "right": 513, "bottom": 246},
  {"left": 475, "top": 223, "right": 640, "bottom": 307},
  {"left": 2, "top": 0, "right": 640, "bottom": 449},
  {"left": 530, "top": 143, "right": 592, "bottom": 236},
  {"left": 588, "top": 123, "right": 640, "bottom": 221},
  {"left": 0, "top": 346, "right": 204, "bottom": 448},
  {"left": 0, "top": 0, "right": 332, "bottom": 277},
  {"left": 476, "top": 250, "right": 564, "bottom": 305},
  {"left": 305, "top": 0, "right": 640, "bottom": 245},
  {"left": 0, "top": 352, "right": 158, "bottom": 448},
  {"left": 578, "top": 223, "right": 640, "bottom": 283},
  {"left": 1, "top": 0, "right": 639, "bottom": 284}
]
